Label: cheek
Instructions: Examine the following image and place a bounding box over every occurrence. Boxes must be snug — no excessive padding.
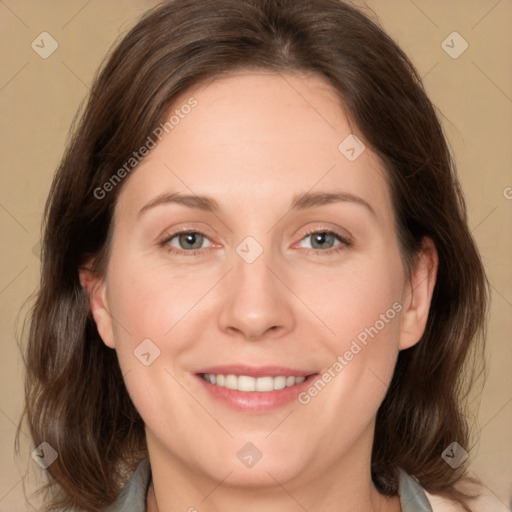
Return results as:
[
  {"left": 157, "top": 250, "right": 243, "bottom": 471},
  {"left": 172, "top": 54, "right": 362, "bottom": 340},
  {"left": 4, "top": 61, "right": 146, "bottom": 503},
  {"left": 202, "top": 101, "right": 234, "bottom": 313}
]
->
[
  {"left": 109, "top": 236, "right": 208, "bottom": 320},
  {"left": 303, "top": 251, "right": 405, "bottom": 411},
  {"left": 104, "top": 266, "right": 207, "bottom": 426},
  {"left": 304, "top": 254, "right": 404, "bottom": 347},
  {"left": 105, "top": 260, "right": 210, "bottom": 366}
]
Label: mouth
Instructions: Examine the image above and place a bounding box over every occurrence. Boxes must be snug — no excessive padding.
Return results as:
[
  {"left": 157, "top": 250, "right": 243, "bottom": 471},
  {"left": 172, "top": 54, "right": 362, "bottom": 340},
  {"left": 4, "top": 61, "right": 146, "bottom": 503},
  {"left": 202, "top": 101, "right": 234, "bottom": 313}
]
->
[
  {"left": 198, "top": 373, "right": 309, "bottom": 391},
  {"left": 193, "top": 365, "right": 319, "bottom": 412}
]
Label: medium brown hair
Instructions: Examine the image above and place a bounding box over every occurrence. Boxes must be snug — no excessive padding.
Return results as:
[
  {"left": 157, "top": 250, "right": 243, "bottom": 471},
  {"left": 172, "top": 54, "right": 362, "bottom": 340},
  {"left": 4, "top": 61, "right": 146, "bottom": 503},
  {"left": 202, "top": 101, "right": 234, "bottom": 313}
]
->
[{"left": 17, "top": 0, "right": 488, "bottom": 510}]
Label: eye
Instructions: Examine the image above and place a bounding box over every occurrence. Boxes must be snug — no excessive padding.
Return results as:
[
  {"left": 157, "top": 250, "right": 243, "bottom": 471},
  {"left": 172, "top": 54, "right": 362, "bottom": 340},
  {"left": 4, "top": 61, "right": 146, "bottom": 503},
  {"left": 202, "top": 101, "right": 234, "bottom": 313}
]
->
[
  {"left": 297, "top": 228, "right": 351, "bottom": 255},
  {"left": 159, "top": 230, "right": 213, "bottom": 256},
  {"left": 159, "top": 227, "right": 351, "bottom": 257}
]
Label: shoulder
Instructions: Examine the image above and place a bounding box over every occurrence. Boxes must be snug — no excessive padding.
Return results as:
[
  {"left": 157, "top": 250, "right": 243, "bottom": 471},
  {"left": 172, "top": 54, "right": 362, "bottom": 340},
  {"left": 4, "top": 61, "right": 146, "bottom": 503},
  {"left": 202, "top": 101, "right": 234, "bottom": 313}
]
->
[
  {"left": 424, "top": 491, "right": 467, "bottom": 512},
  {"left": 425, "top": 487, "right": 503, "bottom": 512}
]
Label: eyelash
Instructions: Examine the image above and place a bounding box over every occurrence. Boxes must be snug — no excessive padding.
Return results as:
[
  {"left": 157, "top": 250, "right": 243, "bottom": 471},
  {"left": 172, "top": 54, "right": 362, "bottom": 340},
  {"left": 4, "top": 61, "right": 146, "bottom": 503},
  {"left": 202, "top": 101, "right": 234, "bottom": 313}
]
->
[{"left": 158, "top": 227, "right": 351, "bottom": 257}]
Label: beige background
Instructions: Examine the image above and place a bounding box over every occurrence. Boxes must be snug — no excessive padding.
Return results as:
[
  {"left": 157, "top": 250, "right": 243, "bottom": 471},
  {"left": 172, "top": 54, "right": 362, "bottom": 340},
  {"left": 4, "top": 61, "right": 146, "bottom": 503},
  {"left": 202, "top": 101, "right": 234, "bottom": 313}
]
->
[{"left": 0, "top": 1, "right": 511, "bottom": 511}]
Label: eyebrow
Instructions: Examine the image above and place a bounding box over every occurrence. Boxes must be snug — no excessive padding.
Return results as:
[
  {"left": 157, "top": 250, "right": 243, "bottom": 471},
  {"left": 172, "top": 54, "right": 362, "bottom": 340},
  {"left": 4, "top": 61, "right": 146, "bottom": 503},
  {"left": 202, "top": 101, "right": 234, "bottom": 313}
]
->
[{"left": 137, "top": 190, "right": 376, "bottom": 218}]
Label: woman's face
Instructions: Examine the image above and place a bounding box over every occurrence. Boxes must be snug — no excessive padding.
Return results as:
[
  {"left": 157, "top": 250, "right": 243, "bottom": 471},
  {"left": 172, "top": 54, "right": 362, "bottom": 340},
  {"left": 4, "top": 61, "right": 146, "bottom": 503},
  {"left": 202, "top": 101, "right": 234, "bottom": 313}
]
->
[{"left": 87, "top": 71, "right": 435, "bottom": 489}]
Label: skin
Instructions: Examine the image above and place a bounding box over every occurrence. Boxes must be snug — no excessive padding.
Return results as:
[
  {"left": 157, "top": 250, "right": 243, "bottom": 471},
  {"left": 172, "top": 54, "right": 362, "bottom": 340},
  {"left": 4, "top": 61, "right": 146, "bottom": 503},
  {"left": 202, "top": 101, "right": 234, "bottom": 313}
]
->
[{"left": 81, "top": 71, "right": 438, "bottom": 512}]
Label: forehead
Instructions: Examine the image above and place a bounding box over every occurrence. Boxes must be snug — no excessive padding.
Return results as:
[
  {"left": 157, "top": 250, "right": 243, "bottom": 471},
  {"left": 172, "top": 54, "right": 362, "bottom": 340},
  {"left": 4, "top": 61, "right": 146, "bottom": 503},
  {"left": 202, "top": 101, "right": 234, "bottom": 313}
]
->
[{"left": 115, "top": 71, "right": 393, "bottom": 227}]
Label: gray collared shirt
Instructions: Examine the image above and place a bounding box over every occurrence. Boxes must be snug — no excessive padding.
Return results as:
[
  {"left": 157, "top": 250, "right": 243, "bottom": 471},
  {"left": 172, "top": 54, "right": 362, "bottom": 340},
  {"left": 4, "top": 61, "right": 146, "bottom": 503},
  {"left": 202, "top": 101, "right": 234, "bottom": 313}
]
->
[{"left": 105, "top": 458, "right": 433, "bottom": 511}]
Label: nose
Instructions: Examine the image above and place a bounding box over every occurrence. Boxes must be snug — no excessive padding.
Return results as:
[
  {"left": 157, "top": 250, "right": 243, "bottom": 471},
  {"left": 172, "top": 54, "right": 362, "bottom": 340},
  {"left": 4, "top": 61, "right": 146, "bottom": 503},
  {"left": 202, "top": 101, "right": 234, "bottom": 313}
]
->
[{"left": 217, "top": 240, "right": 296, "bottom": 342}]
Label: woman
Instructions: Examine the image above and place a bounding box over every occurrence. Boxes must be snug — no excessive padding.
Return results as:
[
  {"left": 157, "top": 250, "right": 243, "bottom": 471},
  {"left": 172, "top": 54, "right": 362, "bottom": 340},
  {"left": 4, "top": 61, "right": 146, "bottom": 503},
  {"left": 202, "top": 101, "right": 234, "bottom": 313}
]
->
[{"left": 18, "top": 0, "right": 488, "bottom": 511}]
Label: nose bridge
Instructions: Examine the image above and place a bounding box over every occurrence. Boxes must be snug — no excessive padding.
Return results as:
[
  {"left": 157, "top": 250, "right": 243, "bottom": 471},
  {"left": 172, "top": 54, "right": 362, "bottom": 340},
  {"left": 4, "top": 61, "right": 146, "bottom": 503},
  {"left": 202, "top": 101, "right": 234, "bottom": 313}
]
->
[{"left": 217, "top": 231, "right": 294, "bottom": 340}]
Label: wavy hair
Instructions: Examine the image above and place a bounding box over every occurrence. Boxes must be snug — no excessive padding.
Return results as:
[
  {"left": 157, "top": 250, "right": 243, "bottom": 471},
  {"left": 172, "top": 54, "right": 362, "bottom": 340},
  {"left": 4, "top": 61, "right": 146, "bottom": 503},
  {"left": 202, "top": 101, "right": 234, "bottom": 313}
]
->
[{"left": 17, "top": 0, "right": 488, "bottom": 510}]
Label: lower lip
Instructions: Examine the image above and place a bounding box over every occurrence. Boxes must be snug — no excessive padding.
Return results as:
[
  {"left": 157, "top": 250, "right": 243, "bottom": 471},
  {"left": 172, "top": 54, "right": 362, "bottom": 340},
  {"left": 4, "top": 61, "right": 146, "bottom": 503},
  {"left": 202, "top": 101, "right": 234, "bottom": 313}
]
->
[{"left": 194, "top": 374, "right": 319, "bottom": 413}]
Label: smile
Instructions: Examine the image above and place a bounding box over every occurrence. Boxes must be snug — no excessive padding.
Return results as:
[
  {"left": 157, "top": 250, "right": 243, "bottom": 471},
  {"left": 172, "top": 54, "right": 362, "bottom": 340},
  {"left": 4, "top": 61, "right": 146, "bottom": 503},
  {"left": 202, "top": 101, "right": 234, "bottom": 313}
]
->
[{"left": 200, "top": 373, "right": 306, "bottom": 392}]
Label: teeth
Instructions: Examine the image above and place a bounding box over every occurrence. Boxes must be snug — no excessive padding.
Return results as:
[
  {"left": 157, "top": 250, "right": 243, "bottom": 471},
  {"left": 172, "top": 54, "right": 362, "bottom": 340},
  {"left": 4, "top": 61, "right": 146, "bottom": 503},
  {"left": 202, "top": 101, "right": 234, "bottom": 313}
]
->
[{"left": 202, "top": 373, "right": 306, "bottom": 391}]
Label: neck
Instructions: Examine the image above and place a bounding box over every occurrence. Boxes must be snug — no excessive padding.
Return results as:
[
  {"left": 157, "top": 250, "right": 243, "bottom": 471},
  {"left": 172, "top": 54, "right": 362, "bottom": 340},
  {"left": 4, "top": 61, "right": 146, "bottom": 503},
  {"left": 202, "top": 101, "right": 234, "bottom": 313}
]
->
[
  {"left": 144, "top": 424, "right": 401, "bottom": 512},
  {"left": 146, "top": 481, "right": 401, "bottom": 512}
]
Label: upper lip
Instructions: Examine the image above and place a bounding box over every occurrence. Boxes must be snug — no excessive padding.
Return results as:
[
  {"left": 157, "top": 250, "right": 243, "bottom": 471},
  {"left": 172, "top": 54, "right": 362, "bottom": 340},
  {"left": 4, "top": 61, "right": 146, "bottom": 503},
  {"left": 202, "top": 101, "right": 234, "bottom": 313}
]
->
[{"left": 195, "top": 365, "right": 317, "bottom": 378}]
